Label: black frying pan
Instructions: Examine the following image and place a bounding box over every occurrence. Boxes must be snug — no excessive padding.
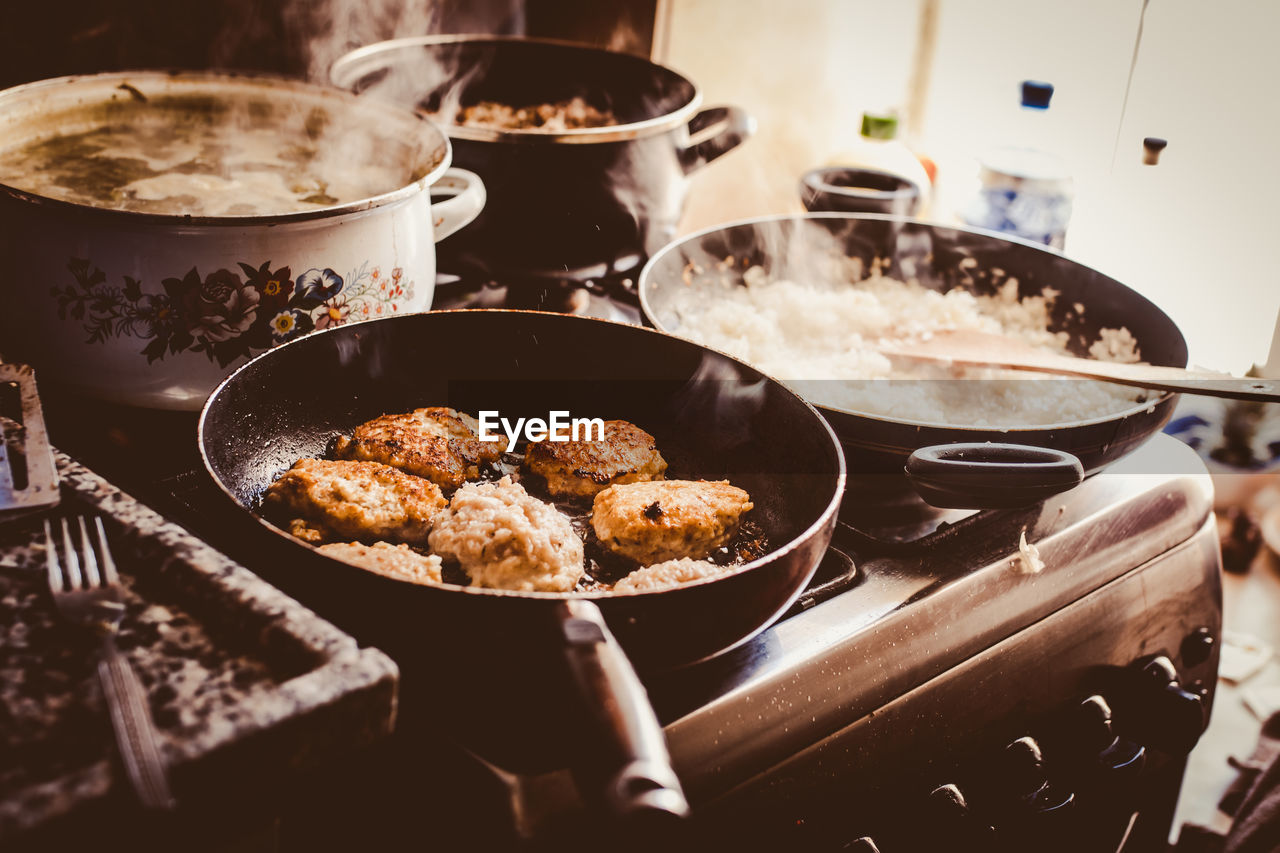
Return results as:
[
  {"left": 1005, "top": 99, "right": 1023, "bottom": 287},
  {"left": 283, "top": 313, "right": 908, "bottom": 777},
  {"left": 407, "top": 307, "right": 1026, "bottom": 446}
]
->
[
  {"left": 197, "top": 309, "right": 844, "bottom": 826},
  {"left": 639, "top": 213, "right": 1188, "bottom": 508}
]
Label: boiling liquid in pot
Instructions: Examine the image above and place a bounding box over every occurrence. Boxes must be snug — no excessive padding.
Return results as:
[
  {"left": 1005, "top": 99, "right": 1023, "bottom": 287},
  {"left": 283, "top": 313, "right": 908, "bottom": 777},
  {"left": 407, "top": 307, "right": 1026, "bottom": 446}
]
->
[{"left": 0, "top": 93, "right": 421, "bottom": 216}]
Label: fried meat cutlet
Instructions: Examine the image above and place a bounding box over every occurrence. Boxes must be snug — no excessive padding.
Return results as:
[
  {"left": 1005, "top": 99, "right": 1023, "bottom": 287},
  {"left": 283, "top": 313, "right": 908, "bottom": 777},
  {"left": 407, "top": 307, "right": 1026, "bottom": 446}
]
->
[
  {"left": 334, "top": 407, "right": 501, "bottom": 490},
  {"left": 591, "top": 479, "right": 754, "bottom": 564},
  {"left": 523, "top": 419, "right": 666, "bottom": 499},
  {"left": 428, "top": 476, "right": 584, "bottom": 593},
  {"left": 316, "top": 541, "right": 444, "bottom": 585},
  {"left": 612, "top": 557, "right": 726, "bottom": 593},
  {"left": 264, "top": 457, "right": 446, "bottom": 545}
]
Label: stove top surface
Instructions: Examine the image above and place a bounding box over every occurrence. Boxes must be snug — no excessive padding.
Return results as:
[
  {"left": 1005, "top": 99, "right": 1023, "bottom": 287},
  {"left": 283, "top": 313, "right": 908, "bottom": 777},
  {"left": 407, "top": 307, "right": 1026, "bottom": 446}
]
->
[
  {"left": 38, "top": 364, "right": 1217, "bottom": 849},
  {"left": 651, "top": 434, "right": 1212, "bottom": 794}
]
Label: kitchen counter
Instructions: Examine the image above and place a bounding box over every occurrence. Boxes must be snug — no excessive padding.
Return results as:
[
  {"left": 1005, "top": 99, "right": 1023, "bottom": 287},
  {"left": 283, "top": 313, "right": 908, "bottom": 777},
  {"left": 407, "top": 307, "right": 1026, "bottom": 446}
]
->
[{"left": 1, "top": 444, "right": 398, "bottom": 849}]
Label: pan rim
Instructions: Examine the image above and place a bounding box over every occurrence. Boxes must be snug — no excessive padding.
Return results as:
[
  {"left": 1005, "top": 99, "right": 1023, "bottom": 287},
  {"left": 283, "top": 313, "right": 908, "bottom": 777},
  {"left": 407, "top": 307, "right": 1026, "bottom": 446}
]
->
[
  {"left": 196, "top": 308, "right": 847, "bottom": 601},
  {"left": 636, "top": 210, "right": 1183, "bottom": 432}
]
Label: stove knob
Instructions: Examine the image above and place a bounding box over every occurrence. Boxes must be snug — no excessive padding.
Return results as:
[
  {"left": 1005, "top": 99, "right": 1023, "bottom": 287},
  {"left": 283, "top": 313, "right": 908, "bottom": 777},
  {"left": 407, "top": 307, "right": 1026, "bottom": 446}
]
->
[
  {"left": 1181, "top": 627, "right": 1216, "bottom": 668},
  {"left": 1000, "top": 737, "right": 1076, "bottom": 815},
  {"left": 1135, "top": 656, "right": 1205, "bottom": 754},
  {"left": 921, "top": 783, "right": 996, "bottom": 847},
  {"left": 1077, "top": 695, "right": 1145, "bottom": 780},
  {"left": 995, "top": 737, "right": 1077, "bottom": 850}
]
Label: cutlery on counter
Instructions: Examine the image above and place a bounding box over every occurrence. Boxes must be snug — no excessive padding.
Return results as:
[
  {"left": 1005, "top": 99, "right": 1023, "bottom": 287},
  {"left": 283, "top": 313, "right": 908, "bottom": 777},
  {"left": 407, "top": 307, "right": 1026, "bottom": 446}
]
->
[
  {"left": 45, "top": 513, "right": 177, "bottom": 810},
  {"left": 2, "top": 362, "right": 175, "bottom": 808},
  {"left": 879, "top": 328, "right": 1280, "bottom": 402}
]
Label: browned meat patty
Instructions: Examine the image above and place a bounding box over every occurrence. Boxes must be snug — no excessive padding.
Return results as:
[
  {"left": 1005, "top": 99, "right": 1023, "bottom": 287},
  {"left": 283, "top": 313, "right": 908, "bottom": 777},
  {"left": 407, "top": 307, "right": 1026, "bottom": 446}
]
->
[
  {"left": 612, "top": 558, "right": 726, "bottom": 593},
  {"left": 523, "top": 419, "right": 667, "bottom": 499},
  {"left": 334, "top": 407, "right": 501, "bottom": 490},
  {"left": 287, "top": 517, "right": 327, "bottom": 544},
  {"left": 428, "top": 476, "right": 584, "bottom": 593},
  {"left": 263, "top": 457, "right": 446, "bottom": 545},
  {"left": 316, "top": 541, "right": 443, "bottom": 585},
  {"left": 591, "top": 479, "right": 754, "bottom": 564}
]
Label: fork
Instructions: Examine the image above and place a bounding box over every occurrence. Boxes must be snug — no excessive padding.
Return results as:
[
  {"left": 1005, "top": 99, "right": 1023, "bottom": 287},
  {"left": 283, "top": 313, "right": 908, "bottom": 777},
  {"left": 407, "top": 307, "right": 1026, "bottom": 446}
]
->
[{"left": 45, "top": 514, "right": 176, "bottom": 810}]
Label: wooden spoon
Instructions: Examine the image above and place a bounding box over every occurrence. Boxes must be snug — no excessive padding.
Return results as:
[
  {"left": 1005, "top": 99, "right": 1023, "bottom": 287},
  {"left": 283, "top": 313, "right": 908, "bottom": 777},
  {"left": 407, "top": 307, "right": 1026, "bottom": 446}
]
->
[{"left": 879, "top": 328, "right": 1280, "bottom": 402}]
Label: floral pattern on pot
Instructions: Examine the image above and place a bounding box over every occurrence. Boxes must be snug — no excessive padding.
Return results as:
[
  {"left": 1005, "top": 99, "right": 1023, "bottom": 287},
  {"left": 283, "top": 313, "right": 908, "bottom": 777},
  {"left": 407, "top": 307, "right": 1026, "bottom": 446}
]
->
[{"left": 52, "top": 258, "right": 414, "bottom": 367}]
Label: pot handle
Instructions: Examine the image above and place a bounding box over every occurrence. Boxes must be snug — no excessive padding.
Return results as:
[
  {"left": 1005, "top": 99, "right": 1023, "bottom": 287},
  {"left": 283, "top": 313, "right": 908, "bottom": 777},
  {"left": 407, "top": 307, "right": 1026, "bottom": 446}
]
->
[
  {"left": 905, "top": 443, "right": 1084, "bottom": 509},
  {"left": 679, "top": 105, "right": 756, "bottom": 175},
  {"left": 554, "top": 598, "right": 690, "bottom": 828},
  {"left": 430, "top": 167, "right": 486, "bottom": 242}
]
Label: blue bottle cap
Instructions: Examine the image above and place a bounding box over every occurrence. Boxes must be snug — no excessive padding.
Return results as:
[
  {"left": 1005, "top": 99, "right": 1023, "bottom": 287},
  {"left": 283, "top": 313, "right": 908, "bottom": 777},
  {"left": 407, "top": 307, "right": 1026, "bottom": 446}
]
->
[{"left": 1020, "top": 81, "right": 1054, "bottom": 109}]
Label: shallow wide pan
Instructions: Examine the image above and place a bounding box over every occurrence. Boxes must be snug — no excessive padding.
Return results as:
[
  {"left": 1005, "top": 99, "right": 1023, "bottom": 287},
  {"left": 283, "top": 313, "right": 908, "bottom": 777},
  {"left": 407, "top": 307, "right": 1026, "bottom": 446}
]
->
[
  {"left": 639, "top": 213, "right": 1187, "bottom": 506},
  {"left": 198, "top": 309, "right": 843, "bottom": 820}
]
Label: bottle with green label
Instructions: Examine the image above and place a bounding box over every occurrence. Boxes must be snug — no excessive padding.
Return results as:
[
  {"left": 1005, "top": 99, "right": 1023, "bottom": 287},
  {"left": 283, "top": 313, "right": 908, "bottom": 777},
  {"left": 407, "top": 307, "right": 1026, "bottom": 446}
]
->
[{"left": 826, "top": 111, "right": 934, "bottom": 214}]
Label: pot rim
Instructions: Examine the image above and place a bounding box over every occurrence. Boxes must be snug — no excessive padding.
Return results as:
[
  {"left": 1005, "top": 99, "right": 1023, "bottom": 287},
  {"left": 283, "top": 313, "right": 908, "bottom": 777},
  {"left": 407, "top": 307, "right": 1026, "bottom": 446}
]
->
[
  {"left": 0, "top": 69, "right": 454, "bottom": 227},
  {"left": 330, "top": 34, "right": 705, "bottom": 145},
  {"left": 801, "top": 166, "right": 922, "bottom": 201}
]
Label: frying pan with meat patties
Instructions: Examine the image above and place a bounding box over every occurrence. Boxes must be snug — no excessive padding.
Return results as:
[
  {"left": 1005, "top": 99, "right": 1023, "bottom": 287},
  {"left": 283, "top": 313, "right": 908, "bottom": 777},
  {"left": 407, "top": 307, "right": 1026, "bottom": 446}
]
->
[{"left": 199, "top": 309, "right": 844, "bottom": 827}]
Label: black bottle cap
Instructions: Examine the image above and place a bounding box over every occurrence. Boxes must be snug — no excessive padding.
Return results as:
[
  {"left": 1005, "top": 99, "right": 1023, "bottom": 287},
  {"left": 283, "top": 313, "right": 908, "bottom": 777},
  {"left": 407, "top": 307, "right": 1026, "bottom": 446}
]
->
[
  {"left": 1143, "top": 137, "right": 1169, "bottom": 165},
  {"left": 1021, "top": 80, "right": 1055, "bottom": 109}
]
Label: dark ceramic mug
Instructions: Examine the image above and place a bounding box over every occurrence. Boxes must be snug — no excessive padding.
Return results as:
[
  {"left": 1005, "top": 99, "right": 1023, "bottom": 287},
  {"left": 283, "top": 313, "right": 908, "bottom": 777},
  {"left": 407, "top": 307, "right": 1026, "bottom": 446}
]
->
[{"left": 800, "top": 166, "right": 922, "bottom": 216}]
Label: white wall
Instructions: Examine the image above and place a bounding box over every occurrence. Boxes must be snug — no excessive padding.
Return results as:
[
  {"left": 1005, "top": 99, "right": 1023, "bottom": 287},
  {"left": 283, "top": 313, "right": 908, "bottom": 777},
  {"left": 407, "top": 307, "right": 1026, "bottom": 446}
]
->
[
  {"left": 663, "top": 0, "right": 1280, "bottom": 372},
  {"left": 1066, "top": 0, "right": 1280, "bottom": 373},
  {"left": 661, "top": 0, "right": 923, "bottom": 232}
]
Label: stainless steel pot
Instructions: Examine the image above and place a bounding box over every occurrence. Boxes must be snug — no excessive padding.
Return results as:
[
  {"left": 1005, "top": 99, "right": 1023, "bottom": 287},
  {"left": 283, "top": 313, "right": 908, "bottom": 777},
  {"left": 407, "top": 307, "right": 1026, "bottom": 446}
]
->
[{"left": 331, "top": 35, "right": 755, "bottom": 282}]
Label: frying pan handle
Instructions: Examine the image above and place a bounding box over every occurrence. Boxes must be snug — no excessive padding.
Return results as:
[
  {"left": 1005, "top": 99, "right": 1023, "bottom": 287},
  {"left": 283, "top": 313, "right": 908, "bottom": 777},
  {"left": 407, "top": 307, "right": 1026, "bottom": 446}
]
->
[
  {"left": 679, "top": 106, "right": 756, "bottom": 175},
  {"left": 905, "top": 443, "right": 1084, "bottom": 509},
  {"left": 554, "top": 599, "right": 690, "bottom": 828}
]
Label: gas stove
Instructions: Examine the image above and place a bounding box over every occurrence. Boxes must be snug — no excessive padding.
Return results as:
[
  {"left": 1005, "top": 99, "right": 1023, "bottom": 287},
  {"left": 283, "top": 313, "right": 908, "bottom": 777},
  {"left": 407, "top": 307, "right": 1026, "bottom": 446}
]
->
[
  {"left": 37, "top": 276, "right": 1223, "bottom": 852},
  {"left": 45, "top": 407, "right": 1221, "bottom": 853},
  {"left": 650, "top": 434, "right": 1221, "bottom": 851},
  {"left": 366, "top": 433, "right": 1214, "bottom": 853}
]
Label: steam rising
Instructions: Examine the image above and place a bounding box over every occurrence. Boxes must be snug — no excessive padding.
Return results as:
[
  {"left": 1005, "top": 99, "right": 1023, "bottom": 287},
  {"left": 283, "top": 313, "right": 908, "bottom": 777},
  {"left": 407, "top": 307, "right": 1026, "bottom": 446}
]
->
[
  {"left": 0, "top": 75, "right": 443, "bottom": 216},
  {"left": 648, "top": 217, "right": 1155, "bottom": 429},
  {"left": 327, "top": 26, "right": 719, "bottom": 277},
  {"left": 284, "top": 0, "right": 518, "bottom": 84},
  {"left": 671, "top": 353, "right": 769, "bottom": 452}
]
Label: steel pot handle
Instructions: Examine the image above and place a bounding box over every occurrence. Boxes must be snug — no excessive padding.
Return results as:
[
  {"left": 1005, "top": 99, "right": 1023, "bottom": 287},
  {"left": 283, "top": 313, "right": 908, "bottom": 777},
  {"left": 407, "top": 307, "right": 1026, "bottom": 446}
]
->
[
  {"left": 430, "top": 167, "right": 486, "bottom": 242},
  {"left": 905, "top": 442, "right": 1084, "bottom": 509},
  {"left": 679, "top": 106, "right": 756, "bottom": 175},
  {"left": 554, "top": 598, "right": 690, "bottom": 827}
]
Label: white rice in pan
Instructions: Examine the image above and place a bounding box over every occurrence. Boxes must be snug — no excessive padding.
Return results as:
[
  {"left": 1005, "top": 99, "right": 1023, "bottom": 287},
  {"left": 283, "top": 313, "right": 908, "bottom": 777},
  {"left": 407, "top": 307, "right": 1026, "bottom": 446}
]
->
[{"left": 666, "top": 262, "right": 1152, "bottom": 427}]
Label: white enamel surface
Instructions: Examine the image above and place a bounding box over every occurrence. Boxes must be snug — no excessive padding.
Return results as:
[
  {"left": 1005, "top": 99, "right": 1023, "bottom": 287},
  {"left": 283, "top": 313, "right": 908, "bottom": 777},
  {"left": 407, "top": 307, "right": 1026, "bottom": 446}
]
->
[{"left": 3, "top": 194, "right": 439, "bottom": 409}]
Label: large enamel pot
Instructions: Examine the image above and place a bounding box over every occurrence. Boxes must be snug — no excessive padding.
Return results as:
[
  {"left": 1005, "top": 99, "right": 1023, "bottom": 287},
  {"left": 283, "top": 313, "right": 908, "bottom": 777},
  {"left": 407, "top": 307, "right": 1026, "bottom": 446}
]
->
[
  {"left": 639, "top": 213, "right": 1189, "bottom": 508},
  {"left": 198, "top": 310, "right": 844, "bottom": 825},
  {"left": 0, "top": 71, "right": 485, "bottom": 410},
  {"left": 331, "top": 35, "right": 755, "bottom": 282}
]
